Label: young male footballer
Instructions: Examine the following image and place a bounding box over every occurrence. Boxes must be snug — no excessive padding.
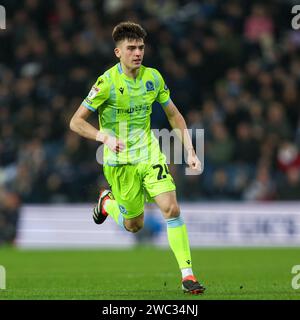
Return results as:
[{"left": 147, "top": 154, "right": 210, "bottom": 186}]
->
[{"left": 70, "top": 21, "right": 205, "bottom": 295}]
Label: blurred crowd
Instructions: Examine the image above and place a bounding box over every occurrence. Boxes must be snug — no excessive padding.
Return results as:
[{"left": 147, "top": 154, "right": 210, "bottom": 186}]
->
[{"left": 1, "top": 0, "right": 300, "bottom": 209}]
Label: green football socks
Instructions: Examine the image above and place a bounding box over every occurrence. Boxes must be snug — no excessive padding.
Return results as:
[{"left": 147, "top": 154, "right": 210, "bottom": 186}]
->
[
  {"left": 166, "top": 216, "right": 192, "bottom": 270},
  {"left": 105, "top": 201, "right": 192, "bottom": 273}
]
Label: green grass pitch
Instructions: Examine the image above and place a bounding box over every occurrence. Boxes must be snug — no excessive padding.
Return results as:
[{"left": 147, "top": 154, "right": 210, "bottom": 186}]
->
[{"left": 0, "top": 247, "right": 299, "bottom": 300}]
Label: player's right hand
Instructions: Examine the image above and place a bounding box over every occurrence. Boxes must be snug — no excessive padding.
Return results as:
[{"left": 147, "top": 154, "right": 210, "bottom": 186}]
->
[{"left": 104, "top": 135, "right": 125, "bottom": 153}]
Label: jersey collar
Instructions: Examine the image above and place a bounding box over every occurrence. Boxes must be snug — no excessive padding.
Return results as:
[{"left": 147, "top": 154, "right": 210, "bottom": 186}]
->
[{"left": 117, "top": 63, "right": 142, "bottom": 82}]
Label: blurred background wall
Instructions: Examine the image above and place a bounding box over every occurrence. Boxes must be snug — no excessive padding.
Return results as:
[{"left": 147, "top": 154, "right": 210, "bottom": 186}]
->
[{"left": 1, "top": 0, "right": 300, "bottom": 246}]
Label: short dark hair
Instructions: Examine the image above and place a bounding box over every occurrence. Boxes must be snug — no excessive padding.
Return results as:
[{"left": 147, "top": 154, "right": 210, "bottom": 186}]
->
[{"left": 112, "top": 21, "right": 147, "bottom": 44}]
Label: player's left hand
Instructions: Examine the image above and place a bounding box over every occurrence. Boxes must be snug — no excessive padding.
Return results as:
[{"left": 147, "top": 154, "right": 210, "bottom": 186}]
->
[{"left": 187, "top": 149, "right": 201, "bottom": 172}]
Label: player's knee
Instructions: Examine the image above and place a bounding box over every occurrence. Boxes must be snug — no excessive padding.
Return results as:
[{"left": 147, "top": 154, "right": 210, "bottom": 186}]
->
[
  {"left": 126, "top": 223, "right": 143, "bottom": 233},
  {"left": 131, "top": 226, "right": 142, "bottom": 233},
  {"left": 164, "top": 203, "right": 180, "bottom": 219},
  {"left": 124, "top": 219, "right": 144, "bottom": 233}
]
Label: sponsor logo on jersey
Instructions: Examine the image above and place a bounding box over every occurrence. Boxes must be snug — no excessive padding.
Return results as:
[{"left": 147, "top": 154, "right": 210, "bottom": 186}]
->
[{"left": 117, "top": 104, "right": 150, "bottom": 114}]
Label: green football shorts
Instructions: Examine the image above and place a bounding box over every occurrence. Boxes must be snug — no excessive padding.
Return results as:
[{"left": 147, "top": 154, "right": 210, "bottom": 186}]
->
[{"left": 103, "top": 152, "right": 176, "bottom": 219}]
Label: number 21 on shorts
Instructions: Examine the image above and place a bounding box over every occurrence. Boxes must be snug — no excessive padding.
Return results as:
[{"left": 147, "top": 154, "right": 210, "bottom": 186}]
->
[{"left": 152, "top": 164, "right": 169, "bottom": 180}]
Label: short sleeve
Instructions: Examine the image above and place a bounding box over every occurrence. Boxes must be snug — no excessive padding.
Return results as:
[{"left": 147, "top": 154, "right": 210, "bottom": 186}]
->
[
  {"left": 82, "top": 76, "right": 110, "bottom": 112},
  {"left": 154, "top": 69, "right": 171, "bottom": 108}
]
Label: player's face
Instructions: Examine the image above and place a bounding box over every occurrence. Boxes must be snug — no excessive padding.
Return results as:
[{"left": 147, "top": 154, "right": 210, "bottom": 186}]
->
[{"left": 115, "top": 39, "right": 145, "bottom": 70}]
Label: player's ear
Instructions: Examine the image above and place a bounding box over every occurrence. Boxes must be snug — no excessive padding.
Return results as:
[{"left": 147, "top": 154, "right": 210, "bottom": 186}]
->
[{"left": 114, "top": 47, "right": 121, "bottom": 59}]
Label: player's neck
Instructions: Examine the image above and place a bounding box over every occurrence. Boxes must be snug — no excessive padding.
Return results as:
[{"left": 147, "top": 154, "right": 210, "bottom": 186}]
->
[{"left": 120, "top": 62, "right": 140, "bottom": 79}]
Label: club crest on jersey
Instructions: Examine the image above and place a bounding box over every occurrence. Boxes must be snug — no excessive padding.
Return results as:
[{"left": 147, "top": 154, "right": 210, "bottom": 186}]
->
[
  {"left": 87, "top": 86, "right": 100, "bottom": 99},
  {"left": 119, "top": 205, "right": 128, "bottom": 215},
  {"left": 146, "top": 81, "right": 154, "bottom": 91}
]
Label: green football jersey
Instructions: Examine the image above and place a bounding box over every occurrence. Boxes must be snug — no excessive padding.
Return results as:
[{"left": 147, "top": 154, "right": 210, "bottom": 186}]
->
[{"left": 82, "top": 63, "right": 171, "bottom": 165}]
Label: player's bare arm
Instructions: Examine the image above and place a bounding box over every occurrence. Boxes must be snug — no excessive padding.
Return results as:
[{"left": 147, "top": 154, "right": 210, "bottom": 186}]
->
[
  {"left": 164, "top": 100, "right": 201, "bottom": 171},
  {"left": 69, "top": 105, "right": 125, "bottom": 153}
]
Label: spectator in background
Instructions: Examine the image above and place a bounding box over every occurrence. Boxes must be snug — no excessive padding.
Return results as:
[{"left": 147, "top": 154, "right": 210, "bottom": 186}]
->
[
  {"left": 206, "top": 122, "right": 235, "bottom": 167},
  {"left": 0, "top": 0, "right": 300, "bottom": 205},
  {"left": 222, "top": 96, "right": 250, "bottom": 138},
  {"left": 243, "top": 164, "right": 275, "bottom": 201},
  {"left": 277, "top": 167, "right": 300, "bottom": 200},
  {"left": 248, "top": 100, "right": 265, "bottom": 142},
  {"left": 205, "top": 169, "right": 235, "bottom": 200},
  {"left": 201, "top": 99, "right": 222, "bottom": 139},
  {"left": 266, "top": 102, "right": 292, "bottom": 140},
  {"left": 277, "top": 142, "right": 300, "bottom": 173},
  {"left": 244, "top": 3, "right": 275, "bottom": 50},
  {"left": 234, "top": 122, "right": 260, "bottom": 166}
]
